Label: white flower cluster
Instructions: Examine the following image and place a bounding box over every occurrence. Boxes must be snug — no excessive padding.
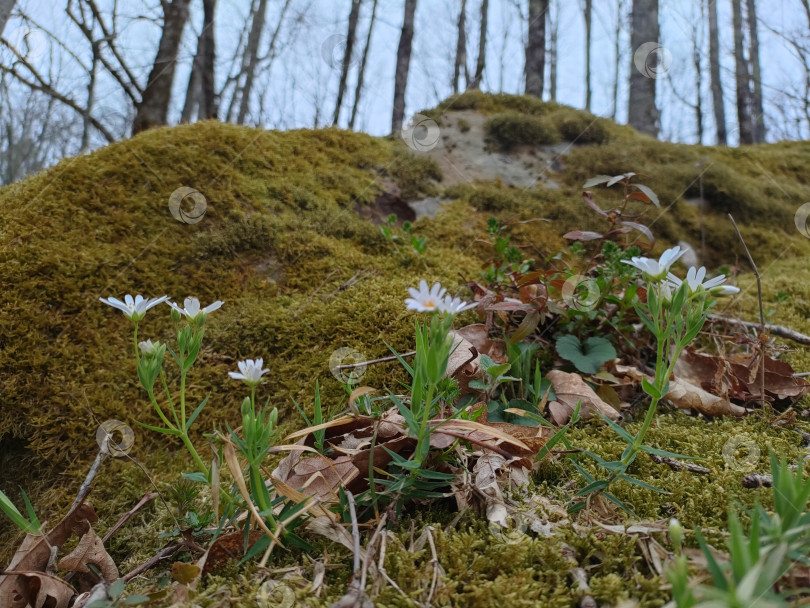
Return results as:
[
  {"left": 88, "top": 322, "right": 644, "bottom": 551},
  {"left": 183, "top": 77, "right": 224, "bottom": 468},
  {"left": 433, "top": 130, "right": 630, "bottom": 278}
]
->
[
  {"left": 622, "top": 245, "right": 740, "bottom": 296},
  {"left": 404, "top": 280, "right": 476, "bottom": 315}
]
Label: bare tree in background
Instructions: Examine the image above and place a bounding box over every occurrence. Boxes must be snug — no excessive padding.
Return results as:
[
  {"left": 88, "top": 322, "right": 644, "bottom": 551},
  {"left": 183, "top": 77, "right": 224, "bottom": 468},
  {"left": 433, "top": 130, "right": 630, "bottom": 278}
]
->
[
  {"left": 612, "top": 0, "right": 624, "bottom": 120},
  {"left": 334, "top": 0, "right": 362, "bottom": 125},
  {"left": 453, "top": 0, "right": 467, "bottom": 93},
  {"left": 133, "top": 0, "right": 193, "bottom": 133},
  {"left": 0, "top": 0, "right": 14, "bottom": 37},
  {"left": 524, "top": 0, "right": 547, "bottom": 97},
  {"left": 628, "top": 0, "right": 660, "bottom": 137},
  {"left": 234, "top": 0, "right": 268, "bottom": 125},
  {"left": 182, "top": 0, "right": 218, "bottom": 123},
  {"left": 731, "top": 0, "right": 754, "bottom": 143},
  {"left": 692, "top": 2, "right": 704, "bottom": 142},
  {"left": 707, "top": 0, "right": 726, "bottom": 144},
  {"left": 391, "top": 0, "right": 417, "bottom": 134},
  {"left": 548, "top": 0, "right": 557, "bottom": 101},
  {"left": 470, "top": 0, "right": 487, "bottom": 89},
  {"left": 350, "top": 0, "right": 377, "bottom": 129},
  {"left": 745, "top": 0, "right": 765, "bottom": 142},
  {"left": 583, "top": 0, "right": 592, "bottom": 111}
]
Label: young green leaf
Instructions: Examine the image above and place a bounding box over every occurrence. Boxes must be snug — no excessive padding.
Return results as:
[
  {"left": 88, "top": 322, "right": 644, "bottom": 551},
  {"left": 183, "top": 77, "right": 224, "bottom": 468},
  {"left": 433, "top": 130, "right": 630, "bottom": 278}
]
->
[{"left": 555, "top": 335, "right": 617, "bottom": 374}]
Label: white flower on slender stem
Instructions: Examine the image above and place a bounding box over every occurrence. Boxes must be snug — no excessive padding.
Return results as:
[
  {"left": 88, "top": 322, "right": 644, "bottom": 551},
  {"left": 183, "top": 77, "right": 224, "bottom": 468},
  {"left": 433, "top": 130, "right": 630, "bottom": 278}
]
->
[
  {"left": 167, "top": 296, "right": 224, "bottom": 320},
  {"left": 622, "top": 246, "right": 686, "bottom": 281},
  {"left": 405, "top": 280, "right": 447, "bottom": 312},
  {"left": 229, "top": 358, "right": 269, "bottom": 386},
  {"left": 138, "top": 339, "right": 159, "bottom": 355},
  {"left": 99, "top": 294, "right": 168, "bottom": 321},
  {"left": 438, "top": 295, "right": 476, "bottom": 315},
  {"left": 709, "top": 284, "right": 741, "bottom": 297},
  {"left": 667, "top": 266, "right": 729, "bottom": 295}
]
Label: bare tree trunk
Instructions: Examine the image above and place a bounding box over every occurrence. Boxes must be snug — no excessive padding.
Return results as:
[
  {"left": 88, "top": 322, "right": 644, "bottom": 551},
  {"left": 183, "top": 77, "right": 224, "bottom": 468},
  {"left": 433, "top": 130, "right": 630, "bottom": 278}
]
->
[
  {"left": 524, "top": 0, "right": 547, "bottom": 97},
  {"left": 333, "top": 0, "right": 362, "bottom": 125},
  {"left": 693, "top": 3, "right": 704, "bottom": 143},
  {"left": 199, "top": 0, "right": 217, "bottom": 119},
  {"left": 707, "top": 0, "right": 726, "bottom": 144},
  {"left": 745, "top": 0, "right": 765, "bottom": 142},
  {"left": 349, "top": 0, "right": 377, "bottom": 129},
  {"left": 627, "top": 0, "right": 659, "bottom": 137},
  {"left": 470, "top": 0, "right": 488, "bottom": 90},
  {"left": 612, "top": 0, "right": 623, "bottom": 120},
  {"left": 180, "top": 59, "right": 200, "bottom": 123},
  {"left": 583, "top": 0, "right": 592, "bottom": 111},
  {"left": 452, "top": 0, "right": 467, "bottom": 94},
  {"left": 0, "top": 0, "right": 15, "bottom": 37},
  {"left": 82, "top": 40, "right": 100, "bottom": 151},
  {"left": 391, "top": 0, "right": 417, "bottom": 134},
  {"left": 731, "top": 0, "right": 753, "bottom": 143},
  {"left": 132, "top": 0, "right": 192, "bottom": 133},
  {"left": 548, "top": 0, "right": 557, "bottom": 101},
  {"left": 237, "top": 0, "right": 268, "bottom": 125}
]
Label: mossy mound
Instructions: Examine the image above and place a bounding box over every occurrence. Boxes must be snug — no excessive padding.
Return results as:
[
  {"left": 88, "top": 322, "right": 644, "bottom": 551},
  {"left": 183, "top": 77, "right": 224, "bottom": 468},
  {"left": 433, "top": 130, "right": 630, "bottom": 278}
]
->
[{"left": 2, "top": 93, "right": 810, "bottom": 606}]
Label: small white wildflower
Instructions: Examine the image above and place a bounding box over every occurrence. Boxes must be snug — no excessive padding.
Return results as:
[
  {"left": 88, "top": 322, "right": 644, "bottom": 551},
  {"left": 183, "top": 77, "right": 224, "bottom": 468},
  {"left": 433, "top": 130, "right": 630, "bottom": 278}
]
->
[
  {"left": 138, "top": 339, "right": 159, "bottom": 355},
  {"left": 99, "top": 294, "right": 168, "bottom": 321},
  {"left": 668, "top": 266, "right": 734, "bottom": 295},
  {"left": 438, "top": 295, "right": 476, "bottom": 315},
  {"left": 622, "top": 246, "right": 686, "bottom": 281},
  {"left": 167, "top": 296, "right": 224, "bottom": 320},
  {"left": 405, "top": 280, "right": 447, "bottom": 312},
  {"left": 229, "top": 358, "right": 269, "bottom": 386},
  {"left": 709, "top": 284, "right": 741, "bottom": 297}
]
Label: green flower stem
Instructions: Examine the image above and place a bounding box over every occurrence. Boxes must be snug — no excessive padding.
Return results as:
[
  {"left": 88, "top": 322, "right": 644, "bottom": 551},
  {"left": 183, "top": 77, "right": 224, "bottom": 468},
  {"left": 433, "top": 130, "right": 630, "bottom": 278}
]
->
[
  {"left": 159, "top": 370, "right": 180, "bottom": 429},
  {"left": 182, "top": 433, "right": 209, "bottom": 479},
  {"left": 249, "top": 462, "right": 276, "bottom": 532},
  {"left": 180, "top": 370, "right": 187, "bottom": 429},
  {"left": 414, "top": 383, "right": 436, "bottom": 469},
  {"left": 133, "top": 322, "right": 140, "bottom": 365},
  {"left": 146, "top": 389, "right": 177, "bottom": 432}
]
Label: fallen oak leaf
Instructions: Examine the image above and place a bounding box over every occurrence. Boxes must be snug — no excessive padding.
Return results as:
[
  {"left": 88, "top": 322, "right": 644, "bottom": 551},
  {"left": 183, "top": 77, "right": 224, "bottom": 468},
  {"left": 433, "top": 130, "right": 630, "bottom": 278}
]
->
[
  {"left": 546, "top": 370, "right": 620, "bottom": 425},
  {"left": 7, "top": 571, "right": 75, "bottom": 608},
  {"left": 615, "top": 364, "right": 748, "bottom": 416},
  {"left": 0, "top": 503, "right": 98, "bottom": 608},
  {"left": 57, "top": 526, "right": 118, "bottom": 582}
]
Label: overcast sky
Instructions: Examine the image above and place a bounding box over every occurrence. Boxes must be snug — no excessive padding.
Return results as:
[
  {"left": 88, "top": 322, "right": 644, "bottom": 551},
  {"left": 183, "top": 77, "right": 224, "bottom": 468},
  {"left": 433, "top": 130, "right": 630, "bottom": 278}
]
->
[{"left": 3, "top": 0, "right": 809, "bottom": 150}]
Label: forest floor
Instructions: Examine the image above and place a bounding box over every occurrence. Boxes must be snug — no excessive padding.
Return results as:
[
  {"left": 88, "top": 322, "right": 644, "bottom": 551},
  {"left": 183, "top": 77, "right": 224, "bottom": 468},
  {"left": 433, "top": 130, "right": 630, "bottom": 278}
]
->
[{"left": 2, "top": 91, "right": 810, "bottom": 607}]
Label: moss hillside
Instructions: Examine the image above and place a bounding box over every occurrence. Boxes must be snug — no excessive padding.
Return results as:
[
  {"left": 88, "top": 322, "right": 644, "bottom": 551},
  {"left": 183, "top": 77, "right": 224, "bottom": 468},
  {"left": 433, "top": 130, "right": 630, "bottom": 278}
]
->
[{"left": 2, "top": 93, "right": 810, "bottom": 605}]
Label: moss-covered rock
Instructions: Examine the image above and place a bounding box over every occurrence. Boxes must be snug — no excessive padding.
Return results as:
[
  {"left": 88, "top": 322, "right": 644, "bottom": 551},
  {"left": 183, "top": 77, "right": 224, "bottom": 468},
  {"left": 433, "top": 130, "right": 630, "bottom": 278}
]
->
[{"left": 2, "top": 93, "right": 810, "bottom": 606}]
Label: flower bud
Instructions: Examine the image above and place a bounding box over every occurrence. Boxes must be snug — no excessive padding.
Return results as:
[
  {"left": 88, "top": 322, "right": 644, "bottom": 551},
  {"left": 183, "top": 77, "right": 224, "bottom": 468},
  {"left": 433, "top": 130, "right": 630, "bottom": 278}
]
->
[
  {"left": 669, "top": 518, "right": 684, "bottom": 552},
  {"left": 170, "top": 307, "right": 182, "bottom": 323}
]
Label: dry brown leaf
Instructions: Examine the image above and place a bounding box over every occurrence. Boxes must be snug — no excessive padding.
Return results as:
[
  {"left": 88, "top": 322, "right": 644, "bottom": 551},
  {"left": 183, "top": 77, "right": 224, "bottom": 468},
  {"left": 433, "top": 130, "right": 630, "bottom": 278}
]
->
[
  {"left": 455, "top": 324, "right": 507, "bottom": 363},
  {"left": 57, "top": 526, "right": 118, "bottom": 582},
  {"left": 546, "top": 370, "right": 620, "bottom": 425},
  {"left": 201, "top": 532, "right": 263, "bottom": 576},
  {"left": 8, "top": 572, "right": 75, "bottom": 608},
  {"left": 0, "top": 503, "right": 98, "bottom": 608},
  {"left": 615, "top": 364, "right": 748, "bottom": 416},
  {"left": 284, "top": 455, "right": 359, "bottom": 501}
]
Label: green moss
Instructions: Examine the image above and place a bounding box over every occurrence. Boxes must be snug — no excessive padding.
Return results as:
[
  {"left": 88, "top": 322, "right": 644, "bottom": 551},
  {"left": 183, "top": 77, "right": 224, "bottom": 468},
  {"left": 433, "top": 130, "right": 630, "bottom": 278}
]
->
[
  {"left": 484, "top": 111, "right": 559, "bottom": 148},
  {"left": 3, "top": 93, "right": 810, "bottom": 606},
  {"left": 547, "top": 107, "right": 611, "bottom": 144}
]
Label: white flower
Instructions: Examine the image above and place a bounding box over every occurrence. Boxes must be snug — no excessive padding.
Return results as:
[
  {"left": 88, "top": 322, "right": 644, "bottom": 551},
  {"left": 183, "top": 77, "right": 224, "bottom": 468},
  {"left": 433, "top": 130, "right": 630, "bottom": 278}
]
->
[
  {"left": 99, "top": 294, "right": 168, "bottom": 321},
  {"left": 667, "top": 266, "right": 738, "bottom": 296},
  {"left": 138, "top": 339, "right": 159, "bottom": 355},
  {"left": 710, "top": 284, "right": 741, "bottom": 297},
  {"left": 438, "top": 295, "right": 476, "bottom": 315},
  {"left": 167, "top": 296, "right": 224, "bottom": 320},
  {"left": 667, "top": 266, "right": 724, "bottom": 293},
  {"left": 405, "top": 280, "right": 447, "bottom": 312},
  {"left": 229, "top": 358, "right": 269, "bottom": 385},
  {"left": 622, "top": 246, "right": 686, "bottom": 281}
]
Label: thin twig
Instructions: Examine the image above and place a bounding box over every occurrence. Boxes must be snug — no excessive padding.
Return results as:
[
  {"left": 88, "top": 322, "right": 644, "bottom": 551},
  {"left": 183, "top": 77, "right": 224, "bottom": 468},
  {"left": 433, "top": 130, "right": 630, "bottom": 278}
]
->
[
  {"left": 424, "top": 526, "right": 441, "bottom": 608},
  {"left": 122, "top": 542, "right": 182, "bottom": 581},
  {"left": 335, "top": 351, "right": 416, "bottom": 370},
  {"left": 649, "top": 454, "right": 711, "bottom": 475},
  {"left": 71, "top": 435, "right": 110, "bottom": 511},
  {"left": 706, "top": 314, "right": 810, "bottom": 345},
  {"left": 101, "top": 492, "right": 157, "bottom": 543},
  {"left": 729, "top": 214, "right": 767, "bottom": 409}
]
